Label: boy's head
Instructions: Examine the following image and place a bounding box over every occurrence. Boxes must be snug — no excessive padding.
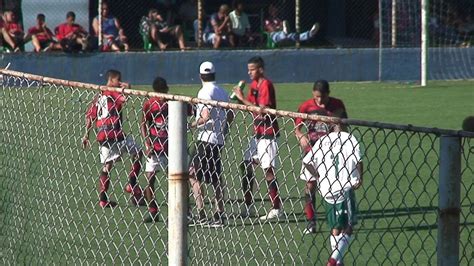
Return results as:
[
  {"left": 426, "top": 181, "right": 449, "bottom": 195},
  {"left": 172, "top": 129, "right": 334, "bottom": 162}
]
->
[
  {"left": 37, "top": 14, "right": 46, "bottom": 25},
  {"left": 199, "top": 61, "right": 216, "bottom": 82},
  {"left": 105, "top": 69, "right": 122, "bottom": 86},
  {"left": 247, "top": 56, "right": 265, "bottom": 81},
  {"left": 152, "top": 77, "right": 169, "bottom": 93},
  {"left": 312, "top": 80, "right": 330, "bottom": 106},
  {"left": 66, "top": 11, "right": 76, "bottom": 24}
]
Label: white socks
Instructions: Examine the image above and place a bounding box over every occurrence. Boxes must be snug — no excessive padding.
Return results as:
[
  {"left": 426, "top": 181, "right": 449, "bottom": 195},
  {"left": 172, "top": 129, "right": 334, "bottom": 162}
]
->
[{"left": 330, "top": 233, "right": 352, "bottom": 262}]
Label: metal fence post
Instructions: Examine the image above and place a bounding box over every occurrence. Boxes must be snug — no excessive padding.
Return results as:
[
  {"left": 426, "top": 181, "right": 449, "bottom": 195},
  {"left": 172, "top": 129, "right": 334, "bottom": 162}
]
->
[
  {"left": 168, "top": 101, "right": 189, "bottom": 266},
  {"left": 438, "top": 136, "right": 461, "bottom": 266}
]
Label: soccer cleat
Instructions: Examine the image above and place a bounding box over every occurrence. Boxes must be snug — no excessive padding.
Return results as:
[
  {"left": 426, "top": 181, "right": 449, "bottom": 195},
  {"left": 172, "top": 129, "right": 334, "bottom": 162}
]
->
[
  {"left": 310, "top": 23, "right": 320, "bottom": 38},
  {"left": 144, "top": 212, "right": 159, "bottom": 223},
  {"left": 240, "top": 204, "right": 256, "bottom": 218},
  {"left": 259, "top": 208, "right": 284, "bottom": 221},
  {"left": 282, "top": 20, "right": 290, "bottom": 35},
  {"left": 303, "top": 221, "right": 317, "bottom": 235},
  {"left": 99, "top": 200, "right": 117, "bottom": 208},
  {"left": 207, "top": 219, "right": 224, "bottom": 228},
  {"left": 327, "top": 258, "right": 338, "bottom": 266}
]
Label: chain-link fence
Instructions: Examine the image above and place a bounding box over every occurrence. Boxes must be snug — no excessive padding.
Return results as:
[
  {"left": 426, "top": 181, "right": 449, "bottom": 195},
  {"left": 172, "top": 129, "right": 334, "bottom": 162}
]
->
[{"left": 1, "top": 69, "right": 473, "bottom": 265}]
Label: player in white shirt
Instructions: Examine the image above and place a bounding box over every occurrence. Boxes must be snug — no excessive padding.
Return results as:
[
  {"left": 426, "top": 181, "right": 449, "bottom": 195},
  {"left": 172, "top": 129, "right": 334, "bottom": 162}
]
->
[
  {"left": 303, "top": 124, "right": 363, "bottom": 266},
  {"left": 189, "top": 61, "right": 233, "bottom": 227}
]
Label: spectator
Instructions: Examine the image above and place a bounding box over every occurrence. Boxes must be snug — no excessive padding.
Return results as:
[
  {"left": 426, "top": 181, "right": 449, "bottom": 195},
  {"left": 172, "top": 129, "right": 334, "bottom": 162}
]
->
[
  {"left": 27, "top": 14, "right": 60, "bottom": 52},
  {"left": 92, "top": 2, "right": 129, "bottom": 52},
  {"left": 140, "top": 8, "right": 187, "bottom": 51},
  {"left": 2, "top": 10, "right": 24, "bottom": 52},
  {"left": 56, "top": 11, "right": 90, "bottom": 53},
  {"left": 229, "top": 0, "right": 257, "bottom": 47},
  {"left": 264, "top": 4, "right": 319, "bottom": 45},
  {"left": 0, "top": 12, "right": 4, "bottom": 49},
  {"left": 203, "top": 4, "right": 235, "bottom": 48}
]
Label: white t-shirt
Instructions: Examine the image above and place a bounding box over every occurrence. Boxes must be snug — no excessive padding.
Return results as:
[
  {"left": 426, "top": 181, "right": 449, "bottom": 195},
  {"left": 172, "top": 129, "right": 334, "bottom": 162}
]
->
[
  {"left": 229, "top": 10, "right": 250, "bottom": 36},
  {"left": 195, "top": 81, "right": 230, "bottom": 145},
  {"left": 303, "top": 131, "right": 362, "bottom": 204}
]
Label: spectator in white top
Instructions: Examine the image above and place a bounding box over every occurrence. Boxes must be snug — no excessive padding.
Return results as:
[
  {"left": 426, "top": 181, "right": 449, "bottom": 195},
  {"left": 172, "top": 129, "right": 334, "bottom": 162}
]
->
[
  {"left": 188, "top": 61, "right": 234, "bottom": 227},
  {"left": 229, "top": 0, "right": 254, "bottom": 47}
]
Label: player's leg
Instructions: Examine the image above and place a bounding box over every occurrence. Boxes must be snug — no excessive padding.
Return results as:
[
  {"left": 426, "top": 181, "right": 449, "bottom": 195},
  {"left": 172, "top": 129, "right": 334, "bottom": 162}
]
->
[
  {"left": 240, "top": 138, "right": 257, "bottom": 217},
  {"left": 171, "top": 25, "right": 186, "bottom": 50},
  {"left": 213, "top": 33, "right": 222, "bottom": 49},
  {"left": 189, "top": 142, "right": 207, "bottom": 223},
  {"left": 270, "top": 31, "right": 287, "bottom": 43},
  {"left": 304, "top": 180, "right": 318, "bottom": 233},
  {"left": 121, "top": 136, "right": 145, "bottom": 206},
  {"left": 143, "top": 153, "right": 166, "bottom": 223},
  {"left": 209, "top": 145, "right": 225, "bottom": 226},
  {"left": 259, "top": 139, "right": 283, "bottom": 220},
  {"left": 98, "top": 161, "right": 117, "bottom": 208},
  {"left": 2, "top": 31, "right": 16, "bottom": 50}
]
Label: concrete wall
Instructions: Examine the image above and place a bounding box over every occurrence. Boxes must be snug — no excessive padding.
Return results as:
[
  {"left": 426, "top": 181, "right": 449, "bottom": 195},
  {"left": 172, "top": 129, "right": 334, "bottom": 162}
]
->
[{"left": 1, "top": 48, "right": 472, "bottom": 85}]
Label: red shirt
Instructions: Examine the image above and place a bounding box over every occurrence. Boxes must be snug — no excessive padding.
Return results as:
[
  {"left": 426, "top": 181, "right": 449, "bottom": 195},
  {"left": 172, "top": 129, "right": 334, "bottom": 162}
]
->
[
  {"left": 4, "top": 22, "right": 23, "bottom": 35},
  {"left": 86, "top": 91, "right": 126, "bottom": 143},
  {"left": 56, "top": 23, "right": 85, "bottom": 41},
  {"left": 28, "top": 26, "right": 53, "bottom": 42},
  {"left": 296, "top": 97, "right": 347, "bottom": 152},
  {"left": 246, "top": 78, "right": 279, "bottom": 138},
  {"left": 142, "top": 97, "right": 168, "bottom": 154}
]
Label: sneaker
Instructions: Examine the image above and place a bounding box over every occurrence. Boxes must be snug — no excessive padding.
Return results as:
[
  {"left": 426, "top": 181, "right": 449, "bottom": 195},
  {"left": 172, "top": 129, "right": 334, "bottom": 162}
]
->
[
  {"left": 240, "top": 204, "right": 256, "bottom": 218},
  {"left": 208, "top": 219, "right": 224, "bottom": 228},
  {"left": 259, "top": 208, "right": 284, "bottom": 221},
  {"left": 282, "top": 20, "right": 290, "bottom": 35},
  {"left": 144, "top": 212, "right": 159, "bottom": 223},
  {"left": 310, "top": 23, "right": 320, "bottom": 38},
  {"left": 99, "top": 200, "right": 117, "bottom": 208},
  {"left": 189, "top": 210, "right": 207, "bottom": 226},
  {"left": 303, "top": 221, "right": 317, "bottom": 234}
]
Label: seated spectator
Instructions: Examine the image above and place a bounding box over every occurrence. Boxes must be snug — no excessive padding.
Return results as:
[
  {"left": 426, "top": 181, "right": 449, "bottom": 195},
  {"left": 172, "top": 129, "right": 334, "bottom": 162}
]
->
[
  {"left": 2, "top": 10, "right": 24, "bottom": 52},
  {"left": 229, "top": 0, "right": 259, "bottom": 47},
  {"left": 27, "top": 14, "right": 60, "bottom": 52},
  {"left": 203, "top": 4, "right": 235, "bottom": 48},
  {"left": 92, "top": 1, "right": 129, "bottom": 52},
  {"left": 140, "top": 8, "right": 186, "bottom": 51},
  {"left": 56, "top": 11, "right": 90, "bottom": 53},
  {"left": 0, "top": 12, "right": 4, "bottom": 48},
  {"left": 264, "top": 4, "right": 319, "bottom": 45}
]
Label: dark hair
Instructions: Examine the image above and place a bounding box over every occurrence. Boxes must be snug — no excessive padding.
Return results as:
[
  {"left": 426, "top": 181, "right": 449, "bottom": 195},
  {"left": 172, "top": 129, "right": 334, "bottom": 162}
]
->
[
  {"left": 313, "top": 80, "right": 330, "bottom": 94},
  {"left": 248, "top": 56, "right": 264, "bottom": 69},
  {"left": 152, "top": 77, "right": 169, "bottom": 93},
  {"left": 37, "top": 13, "right": 45, "bottom": 20},
  {"left": 66, "top": 11, "right": 76, "bottom": 19},
  {"left": 149, "top": 8, "right": 159, "bottom": 15},
  {"left": 106, "top": 69, "right": 121, "bottom": 81},
  {"left": 232, "top": 0, "right": 243, "bottom": 9},
  {"left": 200, "top": 73, "right": 215, "bottom": 82}
]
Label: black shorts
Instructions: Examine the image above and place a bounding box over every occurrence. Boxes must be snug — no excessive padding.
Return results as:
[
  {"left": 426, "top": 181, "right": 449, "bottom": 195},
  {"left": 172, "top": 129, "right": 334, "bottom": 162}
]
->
[{"left": 191, "top": 141, "right": 223, "bottom": 183}]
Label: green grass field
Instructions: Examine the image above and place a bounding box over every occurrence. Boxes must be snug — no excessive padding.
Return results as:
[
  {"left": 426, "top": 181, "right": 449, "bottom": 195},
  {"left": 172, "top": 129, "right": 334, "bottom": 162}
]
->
[{"left": 1, "top": 80, "right": 473, "bottom": 265}]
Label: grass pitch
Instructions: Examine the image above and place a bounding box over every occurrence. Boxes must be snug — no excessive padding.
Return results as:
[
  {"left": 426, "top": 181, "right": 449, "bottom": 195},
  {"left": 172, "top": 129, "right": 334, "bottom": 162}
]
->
[{"left": 0, "top": 80, "right": 473, "bottom": 265}]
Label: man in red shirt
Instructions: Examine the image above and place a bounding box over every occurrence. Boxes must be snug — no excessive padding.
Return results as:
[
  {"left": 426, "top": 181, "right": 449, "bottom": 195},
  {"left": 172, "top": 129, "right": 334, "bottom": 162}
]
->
[
  {"left": 295, "top": 80, "right": 348, "bottom": 234},
  {"left": 232, "top": 56, "right": 284, "bottom": 221},
  {"left": 2, "top": 10, "right": 24, "bottom": 52},
  {"left": 55, "top": 11, "right": 89, "bottom": 53},
  {"left": 82, "top": 69, "right": 144, "bottom": 208},
  {"left": 27, "top": 14, "right": 59, "bottom": 52},
  {"left": 140, "top": 77, "right": 170, "bottom": 223}
]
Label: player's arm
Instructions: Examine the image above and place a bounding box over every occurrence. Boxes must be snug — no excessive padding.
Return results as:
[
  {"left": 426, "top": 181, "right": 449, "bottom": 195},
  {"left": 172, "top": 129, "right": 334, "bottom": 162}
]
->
[
  {"left": 140, "top": 109, "right": 152, "bottom": 155},
  {"left": 232, "top": 85, "right": 254, "bottom": 106},
  {"left": 189, "top": 105, "right": 210, "bottom": 128},
  {"left": 353, "top": 162, "right": 363, "bottom": 189},
  {"left": 304, "top": 163, "right": 319, "bottom": 178},
  {"left": 295, "top": 104, "right": 311, "bottom": 150},
  {"left": 92, "top": 17, "right": 99, "bottom": 36},
  {"left": 82, "top": 95, "right": 98, "bottom": 149}
]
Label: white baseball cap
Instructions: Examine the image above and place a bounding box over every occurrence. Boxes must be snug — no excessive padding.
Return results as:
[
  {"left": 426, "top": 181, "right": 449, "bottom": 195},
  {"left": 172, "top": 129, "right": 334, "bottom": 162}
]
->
[{"left": 199, "top": 61, "right": 215, "bottom": 74}]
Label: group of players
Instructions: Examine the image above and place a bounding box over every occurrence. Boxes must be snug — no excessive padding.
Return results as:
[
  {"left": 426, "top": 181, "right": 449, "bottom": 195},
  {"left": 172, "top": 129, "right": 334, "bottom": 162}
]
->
[{"left": 81, "top": 56, "right": 363, "bottom": 266}]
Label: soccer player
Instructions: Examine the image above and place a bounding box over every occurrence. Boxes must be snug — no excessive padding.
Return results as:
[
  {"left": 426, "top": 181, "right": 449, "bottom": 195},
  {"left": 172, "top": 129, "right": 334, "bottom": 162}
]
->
[
  {"left": 303, "top": 124, "right": 363, "bottom": 266},
  {"left": 189, "top": 61, "right": 233, "bottom": 226},
  {"left": 140, "top": 77, "right": 170, "bottom": 223},
  {"left": 82, "top": 69, "right": 144, "bottom": 208},
  {"left": 295, "top": 80, "right": 348, "bottom": 234},
  {"left": 232, "top": 56, "right": 283, "bottom": 220}
]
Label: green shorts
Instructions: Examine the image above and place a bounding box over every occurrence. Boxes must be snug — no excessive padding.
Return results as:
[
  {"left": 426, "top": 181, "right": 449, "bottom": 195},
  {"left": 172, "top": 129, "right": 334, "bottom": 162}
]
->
[{"left": 324, "top": 189, "right": 358, "bottom": 230}]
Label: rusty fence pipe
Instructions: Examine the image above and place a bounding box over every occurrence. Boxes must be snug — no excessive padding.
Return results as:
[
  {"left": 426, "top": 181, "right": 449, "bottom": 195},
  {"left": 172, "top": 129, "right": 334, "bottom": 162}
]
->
[{"left": 168, "top": 101, "right": 189, "bottom": 266}]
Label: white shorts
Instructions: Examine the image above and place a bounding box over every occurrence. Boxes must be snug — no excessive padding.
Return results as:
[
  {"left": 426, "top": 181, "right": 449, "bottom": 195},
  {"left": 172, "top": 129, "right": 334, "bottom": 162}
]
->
[
  {"left": 244, "top": 138, "right": 278, "bottom": 169},
  {"left": 299, "top": 163, "right": 317, "bottom": 182},
  {"left": 99, "top": 136, "right": 141, "bottom": 164},
  {"left": 145, "top": 154, "right": 168, "bottom": 173}
]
